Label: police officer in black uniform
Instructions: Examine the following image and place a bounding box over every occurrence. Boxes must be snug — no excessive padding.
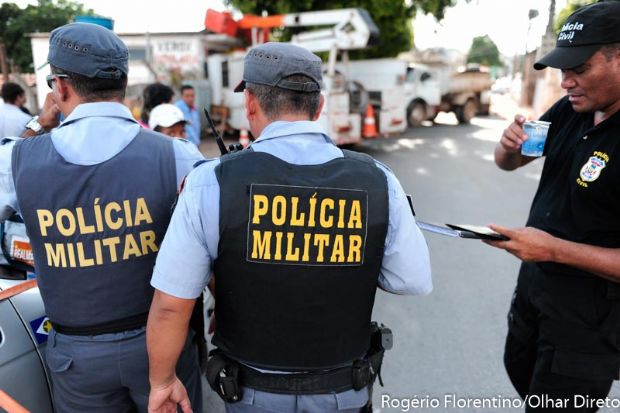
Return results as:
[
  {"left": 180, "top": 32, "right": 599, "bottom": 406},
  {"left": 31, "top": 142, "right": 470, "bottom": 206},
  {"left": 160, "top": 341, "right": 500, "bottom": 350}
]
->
[
  {"left": 146, "top": 42, "right": 432, "bottom": 413},
  {"left": 487, "top": 2, "right": 620, "bottom": 411}
]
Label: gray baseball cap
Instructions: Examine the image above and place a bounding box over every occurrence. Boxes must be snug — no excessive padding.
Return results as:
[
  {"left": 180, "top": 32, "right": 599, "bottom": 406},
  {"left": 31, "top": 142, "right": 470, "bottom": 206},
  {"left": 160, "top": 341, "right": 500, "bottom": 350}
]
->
[
  {"left": 48, "top": 22, "right": 128, "bottom": 79},
  {"left": 234, "top": 42, "right": 322, "bottom": 93}
]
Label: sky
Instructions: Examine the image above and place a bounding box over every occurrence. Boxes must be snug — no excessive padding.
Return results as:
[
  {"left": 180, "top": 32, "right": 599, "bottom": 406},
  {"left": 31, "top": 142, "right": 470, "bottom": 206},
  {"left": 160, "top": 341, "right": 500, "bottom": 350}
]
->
[
  {"left": 413, "top": 0, "right": 568, "bottom": 57},
  {"left": 11, "top": 0, "right": 567, "bottom": 57}
]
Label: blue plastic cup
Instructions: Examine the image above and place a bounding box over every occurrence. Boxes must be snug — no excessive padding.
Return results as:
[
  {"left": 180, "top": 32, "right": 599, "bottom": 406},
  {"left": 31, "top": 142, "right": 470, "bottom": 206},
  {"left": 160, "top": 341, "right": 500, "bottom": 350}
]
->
[{"left": 521, "top": 121, "right": 551, "bottom": 157}]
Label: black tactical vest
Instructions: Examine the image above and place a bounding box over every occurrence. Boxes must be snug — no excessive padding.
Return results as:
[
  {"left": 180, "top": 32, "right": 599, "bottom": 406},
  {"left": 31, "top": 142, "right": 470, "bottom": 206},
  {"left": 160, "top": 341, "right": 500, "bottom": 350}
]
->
[
  {"left": 12, "top": 129, "right": 176, "bottom": 328},
  {"left": 213, "top": 149, "right": 389, "bottom": 370}
]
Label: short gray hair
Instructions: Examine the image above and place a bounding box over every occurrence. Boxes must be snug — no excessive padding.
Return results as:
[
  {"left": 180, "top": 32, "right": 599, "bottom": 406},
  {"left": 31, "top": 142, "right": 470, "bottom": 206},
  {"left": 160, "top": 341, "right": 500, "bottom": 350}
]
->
[{"left": 246, "top": 75, "right": 321, "bottom": 121}]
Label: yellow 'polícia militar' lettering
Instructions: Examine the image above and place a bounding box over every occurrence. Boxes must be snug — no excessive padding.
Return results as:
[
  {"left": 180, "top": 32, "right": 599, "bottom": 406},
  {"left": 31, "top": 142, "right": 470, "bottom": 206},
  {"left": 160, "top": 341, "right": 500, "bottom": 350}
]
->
[
  {"left": 44, "top": 231, "right": 159, "bottom": 268},
  {"left": 251, "top": 194, "right": 363, "bottom": 230},
  {"left": 249, "top": 230, "right": 364, "bottom": 264},
  {"left": 37, "top": 197, "right": 154, "bottom": 237},
  {"left": 248, "top": 187, "right": 367, "bottom": 265},
  {"left": 37, "top": 198, "right": 158, "bottom": 268}
]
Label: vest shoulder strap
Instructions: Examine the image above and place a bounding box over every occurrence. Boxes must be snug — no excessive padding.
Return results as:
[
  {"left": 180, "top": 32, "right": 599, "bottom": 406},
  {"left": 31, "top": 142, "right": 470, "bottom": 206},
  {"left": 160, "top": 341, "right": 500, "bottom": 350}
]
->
[
  {"left": 11, "top": 133, "right": 53, "bottom": 187},
  {"left": 342, "top": 149, "right": 376, "bottom": 166}
]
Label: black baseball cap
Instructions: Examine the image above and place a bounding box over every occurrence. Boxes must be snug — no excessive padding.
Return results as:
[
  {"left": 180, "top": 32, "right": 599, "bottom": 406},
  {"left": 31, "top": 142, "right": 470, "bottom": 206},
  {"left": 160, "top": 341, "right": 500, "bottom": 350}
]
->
[
  {"left": 234, "top": 42, "right": 322, "bottom": 93},
  {"left": 534, "top": 1, "right": 620, "bottom": 70}
]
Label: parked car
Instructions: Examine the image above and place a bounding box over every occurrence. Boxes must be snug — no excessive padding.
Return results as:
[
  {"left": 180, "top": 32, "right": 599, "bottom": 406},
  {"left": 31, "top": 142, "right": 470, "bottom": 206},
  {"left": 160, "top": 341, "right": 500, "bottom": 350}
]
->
[{"left": 0, "top": 278, "right": 54, "bottom": 412}]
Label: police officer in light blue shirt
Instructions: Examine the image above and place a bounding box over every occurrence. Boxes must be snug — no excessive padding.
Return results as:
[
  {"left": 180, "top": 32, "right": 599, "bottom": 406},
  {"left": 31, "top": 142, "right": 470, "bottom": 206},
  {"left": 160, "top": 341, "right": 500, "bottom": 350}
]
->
[
  {"left": 0, "top": 23, "right": 204, "bottom": 413},
  {"left": 147, "top": 42, "right": 432, "bottom": 413}
]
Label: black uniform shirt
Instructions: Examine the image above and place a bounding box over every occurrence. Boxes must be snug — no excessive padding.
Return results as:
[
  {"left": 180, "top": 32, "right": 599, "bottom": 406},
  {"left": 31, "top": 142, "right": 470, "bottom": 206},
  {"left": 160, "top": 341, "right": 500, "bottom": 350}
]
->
[{"left": 526, "top": 97, "right": 620, "bottom": 258}]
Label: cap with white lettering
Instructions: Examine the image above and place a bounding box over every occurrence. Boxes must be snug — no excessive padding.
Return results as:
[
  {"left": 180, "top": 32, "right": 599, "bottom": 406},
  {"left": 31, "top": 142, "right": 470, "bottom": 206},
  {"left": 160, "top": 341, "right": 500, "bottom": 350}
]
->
[{"left": 534, "top": 1, "right": 620, "bottom": 70}]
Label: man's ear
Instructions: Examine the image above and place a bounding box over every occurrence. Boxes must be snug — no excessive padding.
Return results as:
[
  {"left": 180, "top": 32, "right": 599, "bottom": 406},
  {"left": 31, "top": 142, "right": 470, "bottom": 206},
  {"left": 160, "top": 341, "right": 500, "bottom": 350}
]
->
[
  {"left": 54, "top": 77, "right": 71, "bottom": 103},
  {"left": 244, "top": 89, "right": 252, "bottom": 117},
  {"left": 312, "top": 94, "right": 325, "bottom": 121}
]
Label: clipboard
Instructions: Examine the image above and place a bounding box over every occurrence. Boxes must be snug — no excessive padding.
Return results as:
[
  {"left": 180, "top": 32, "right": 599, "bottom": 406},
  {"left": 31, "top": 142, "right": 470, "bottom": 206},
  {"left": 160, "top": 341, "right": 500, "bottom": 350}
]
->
[{"left": 417, "top": 221, "right": 509, "bottom": 241}]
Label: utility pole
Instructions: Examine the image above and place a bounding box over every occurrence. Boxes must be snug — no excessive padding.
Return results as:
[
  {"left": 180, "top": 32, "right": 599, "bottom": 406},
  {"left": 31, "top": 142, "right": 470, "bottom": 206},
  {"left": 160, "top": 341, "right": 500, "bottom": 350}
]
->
[
  {"left": 538, "top": 0, "right": 556, "bottom": 58},
  {"left": 546, "top": 0, "right": 556, "bottom": 35},
  {"left": 0, "top": 43, "right": 9, "bottom": 82}
]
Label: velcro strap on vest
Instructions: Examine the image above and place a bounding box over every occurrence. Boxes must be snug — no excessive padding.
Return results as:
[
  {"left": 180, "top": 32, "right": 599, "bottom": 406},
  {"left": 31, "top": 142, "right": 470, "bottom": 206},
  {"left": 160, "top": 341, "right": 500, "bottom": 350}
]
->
[
  {"left": 238, "top": 361, "right": 371, "bottom": 395},
  {"left": 51, "top": 312, "right": 148, "bottom": 336}
]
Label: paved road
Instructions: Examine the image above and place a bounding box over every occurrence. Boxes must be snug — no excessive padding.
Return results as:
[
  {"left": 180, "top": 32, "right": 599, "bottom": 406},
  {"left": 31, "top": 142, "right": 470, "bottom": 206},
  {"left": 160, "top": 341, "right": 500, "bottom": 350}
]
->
[
  {"left": 360, "top": 113, "right": 539, "bottom": 412},
  {"left": 198, "top": 110, "right": 620, "bottom": 412},
  {"left": 360, "top": 112, "right": 620, "bottom": 412}
]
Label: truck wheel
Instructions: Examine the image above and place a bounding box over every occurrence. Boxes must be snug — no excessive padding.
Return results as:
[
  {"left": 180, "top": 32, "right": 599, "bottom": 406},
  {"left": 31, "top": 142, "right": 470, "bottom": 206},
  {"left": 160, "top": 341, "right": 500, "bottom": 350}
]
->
[
  {"left": 456, "top": 98, "right": 477, "bottom": 124},
  {"left": 407, "top": 100, "right": 426, "bottom": 127}
]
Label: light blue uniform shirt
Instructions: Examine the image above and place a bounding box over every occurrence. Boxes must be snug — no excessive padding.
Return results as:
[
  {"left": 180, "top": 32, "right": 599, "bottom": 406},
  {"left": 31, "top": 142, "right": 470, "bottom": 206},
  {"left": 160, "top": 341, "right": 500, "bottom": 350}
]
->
[
  {"left": 151, "top": 120, "right": 432, "bottom": 411},
  {"left": 0, "top": 103, "right": 30, "bottom": 139},
  {"left": 0, "top": 102, "right": 204, "bottom": 220},
  {"left": 175, "top": 99, "right": 201, "bottom": 146},
  {"left": 153, "top": 120, "right": 432, "bottom": 298}
]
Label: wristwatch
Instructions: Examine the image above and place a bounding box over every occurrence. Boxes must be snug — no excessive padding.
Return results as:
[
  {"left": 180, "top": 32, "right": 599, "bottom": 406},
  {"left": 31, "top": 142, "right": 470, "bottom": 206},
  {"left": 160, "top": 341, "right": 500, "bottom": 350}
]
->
[{"left": 25, "top": 116, "right": 43, "bottom": 134}]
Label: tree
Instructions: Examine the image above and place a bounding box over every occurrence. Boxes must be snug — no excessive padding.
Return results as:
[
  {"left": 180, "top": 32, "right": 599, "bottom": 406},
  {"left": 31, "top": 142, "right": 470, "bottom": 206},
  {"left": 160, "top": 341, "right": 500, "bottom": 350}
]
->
[
  {"left": 0, "top": 0, "right": 94, "bottom": 73},
  {"left": 224, "top": 0, "right": 459, "bottom": 59},
  {"left": 554, "top": 0, "right": 595, "bottom": 33},
  {"left": 466, "top": 35, "right": 502, "bottom": 67}
]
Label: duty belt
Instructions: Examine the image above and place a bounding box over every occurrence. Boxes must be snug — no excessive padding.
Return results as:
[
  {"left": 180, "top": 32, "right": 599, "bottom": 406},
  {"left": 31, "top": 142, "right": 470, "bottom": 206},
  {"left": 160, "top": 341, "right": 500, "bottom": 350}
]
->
[
  {"left": 207, "top": 322, "right": 392, "bottom": 404},
  {"left": 51, "top": 312, "right": 148, "bottom": 336},
  {"left": 207, "top": 350, "right": 385, "bottom": 400},
  {"left": 238, "top": 358, "right": 377, "bottom": 394}
]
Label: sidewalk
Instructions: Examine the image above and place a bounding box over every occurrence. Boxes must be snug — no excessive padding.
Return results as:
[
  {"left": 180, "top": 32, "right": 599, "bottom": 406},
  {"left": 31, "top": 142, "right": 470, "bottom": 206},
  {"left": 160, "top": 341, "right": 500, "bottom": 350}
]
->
[{"left": 490, "top": 93, "right": 534, "bottom": 121}]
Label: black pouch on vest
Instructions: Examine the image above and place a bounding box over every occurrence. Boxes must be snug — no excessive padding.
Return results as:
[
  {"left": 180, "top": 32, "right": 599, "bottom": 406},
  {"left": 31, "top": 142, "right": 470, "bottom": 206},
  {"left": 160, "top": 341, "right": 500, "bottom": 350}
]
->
[{"left": 206, "top": 350, "right": 242, "bottom": 403}]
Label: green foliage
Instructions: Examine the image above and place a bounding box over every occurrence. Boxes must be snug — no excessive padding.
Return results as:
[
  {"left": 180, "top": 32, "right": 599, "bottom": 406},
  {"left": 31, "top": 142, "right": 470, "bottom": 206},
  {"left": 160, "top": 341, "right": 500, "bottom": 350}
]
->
[
  {"left": 466, "top": 35, "right": 502, "bottom": 67},
  {"left": 224, "top": 0, "right": 458, "bottom": 59},
  {"left": 554, "top": 0, "right": 595, "bottom": 33},
  {"left": 0, "top": 0, "right": 94, "bottom": 72}
]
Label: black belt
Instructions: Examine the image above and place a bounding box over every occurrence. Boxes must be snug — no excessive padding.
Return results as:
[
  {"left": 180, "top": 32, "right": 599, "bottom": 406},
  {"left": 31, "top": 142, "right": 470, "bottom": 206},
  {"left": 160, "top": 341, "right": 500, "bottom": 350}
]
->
[
  {"left": 237, "top": 359, "right": 372, "bottom": 395},
  {"left": 51, "top": 312, "right": 148, "bottom": 336}
]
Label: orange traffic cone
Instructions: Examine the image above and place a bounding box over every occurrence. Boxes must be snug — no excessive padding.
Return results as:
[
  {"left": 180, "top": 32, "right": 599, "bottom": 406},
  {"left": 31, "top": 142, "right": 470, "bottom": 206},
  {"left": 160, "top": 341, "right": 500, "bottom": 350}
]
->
[
  {"left": 362, "top": 104, "right": 378, "bottom": 138},
  {"left": 239, "top": 128, "right": 250, "bottom": 148}
]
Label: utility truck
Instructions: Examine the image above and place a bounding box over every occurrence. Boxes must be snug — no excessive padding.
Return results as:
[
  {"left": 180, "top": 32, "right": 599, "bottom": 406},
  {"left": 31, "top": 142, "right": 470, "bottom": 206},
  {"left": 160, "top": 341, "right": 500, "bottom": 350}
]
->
[
  {"left": 401, "top": 48, "right": 493, "bottom": 124},
  {"left": 205, "top": 8, "right": 381, "bottom": 145}
]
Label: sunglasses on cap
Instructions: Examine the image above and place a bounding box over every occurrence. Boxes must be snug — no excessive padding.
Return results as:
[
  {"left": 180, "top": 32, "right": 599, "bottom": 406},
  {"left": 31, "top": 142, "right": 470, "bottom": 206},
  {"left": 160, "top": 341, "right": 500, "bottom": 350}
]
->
[{"left": 46, "top": 73, "right": 70, "bottom": 89}]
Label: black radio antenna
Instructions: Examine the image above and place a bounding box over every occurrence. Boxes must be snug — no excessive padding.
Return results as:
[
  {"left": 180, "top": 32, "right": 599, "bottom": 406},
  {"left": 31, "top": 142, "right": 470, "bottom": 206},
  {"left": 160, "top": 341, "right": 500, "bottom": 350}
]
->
[{"left": 203, "top": 107, "right": 228, "bottom": 155}]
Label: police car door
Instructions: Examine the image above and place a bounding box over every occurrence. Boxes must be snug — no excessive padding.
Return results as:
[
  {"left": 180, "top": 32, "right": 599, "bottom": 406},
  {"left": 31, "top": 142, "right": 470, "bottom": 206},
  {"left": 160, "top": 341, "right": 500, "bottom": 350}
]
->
[{"left": 0, "top": 280, "right": 53, "bottom": 412}]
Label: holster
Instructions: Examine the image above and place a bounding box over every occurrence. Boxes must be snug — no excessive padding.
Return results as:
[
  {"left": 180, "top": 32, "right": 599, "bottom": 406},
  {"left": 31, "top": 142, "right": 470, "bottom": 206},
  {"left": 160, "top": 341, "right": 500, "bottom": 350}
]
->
[
  {"left": 363, "top": 322, "right": 393, "bottom": 412},
  {"left": 206, "top": 350, "right": 242, "bottom": 403}
]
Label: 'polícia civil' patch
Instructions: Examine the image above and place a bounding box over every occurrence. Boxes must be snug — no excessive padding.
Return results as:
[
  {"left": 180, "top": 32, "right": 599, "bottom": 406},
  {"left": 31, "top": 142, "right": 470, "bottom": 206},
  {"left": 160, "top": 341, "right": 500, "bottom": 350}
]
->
[
  {"left": 577, "top": 151, "right": 608, "bottom": 187},
  {"left": 246, "top": 184, "right": 368, "bottom": 266}
]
